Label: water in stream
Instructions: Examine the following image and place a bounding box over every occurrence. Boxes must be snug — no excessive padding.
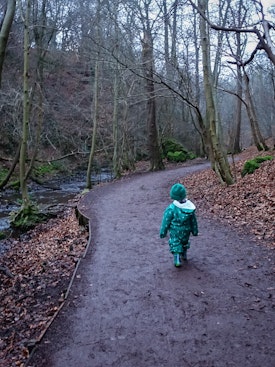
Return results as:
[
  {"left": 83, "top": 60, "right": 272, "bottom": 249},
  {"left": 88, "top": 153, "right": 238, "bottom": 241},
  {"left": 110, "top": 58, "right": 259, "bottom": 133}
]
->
[{"left": 0, "top": 169, "right": 113, "bottom": 232}]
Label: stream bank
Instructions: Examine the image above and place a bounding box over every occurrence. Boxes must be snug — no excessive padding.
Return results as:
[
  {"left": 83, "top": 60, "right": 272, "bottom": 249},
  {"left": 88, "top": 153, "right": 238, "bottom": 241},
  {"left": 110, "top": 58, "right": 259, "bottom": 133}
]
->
[{"left": 0, "top": 168, "right": 113, "bottom": 233}]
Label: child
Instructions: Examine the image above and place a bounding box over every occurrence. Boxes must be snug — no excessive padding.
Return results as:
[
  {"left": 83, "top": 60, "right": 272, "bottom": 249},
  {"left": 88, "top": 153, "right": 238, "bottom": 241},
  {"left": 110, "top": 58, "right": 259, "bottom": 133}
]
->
[{"left": 160, "top": 183, "right": 198, "bottom": 267}]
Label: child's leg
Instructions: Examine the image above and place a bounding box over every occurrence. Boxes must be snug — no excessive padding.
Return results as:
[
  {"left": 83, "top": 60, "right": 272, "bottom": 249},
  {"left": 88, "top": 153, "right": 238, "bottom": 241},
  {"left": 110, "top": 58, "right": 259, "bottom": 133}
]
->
[
  {"left": 173, "top": 253, "right": 182, "bottom": 267},
  {"left": 182, "top": 249, "right": 187, "bottom": 261},
  {"left": 169, "top": 240, "right": 182, "bottom": 267},
  {"left": 181, "top": 242, "right": 190, "bottom": 261}
]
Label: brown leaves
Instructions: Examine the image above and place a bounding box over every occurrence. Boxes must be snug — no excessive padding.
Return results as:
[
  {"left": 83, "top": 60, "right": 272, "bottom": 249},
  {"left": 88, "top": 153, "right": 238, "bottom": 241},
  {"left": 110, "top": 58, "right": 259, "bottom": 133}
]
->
[
  {"left": 184, "top": 147, "right": 275, "bottom": 248},
  {"left": 0, "top": 207, "right": 88, "bottom": 367}
]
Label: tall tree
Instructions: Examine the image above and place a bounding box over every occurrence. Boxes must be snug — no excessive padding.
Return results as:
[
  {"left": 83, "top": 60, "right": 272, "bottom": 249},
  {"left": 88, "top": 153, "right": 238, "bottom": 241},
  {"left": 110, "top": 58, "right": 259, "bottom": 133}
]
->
[
  {"left": 86, "top": 58, "right": 100, "bottom": 190},
  {"left": 19, "top": 0, "right": 31, "bottom": 211},
  {"left": 189, "top": 0, "right": 275, "bottom": 66},
  {"left": 85, "top": 0, "right": 101, "bottom": 190},
  {"left": 198, "top": 0, "right": 234, "bottom": 185},
  {"left": 243, "top": 68, "right": 269, "bottom": 151},
  {"left": 142, "top": 28, "right": 164, "bottom": 171},
  {"left": 0, "top": 0, "right": 16, "bottom": 87},
  {"left": 140, "top": 1, "right": 164, "bottom": 171}
]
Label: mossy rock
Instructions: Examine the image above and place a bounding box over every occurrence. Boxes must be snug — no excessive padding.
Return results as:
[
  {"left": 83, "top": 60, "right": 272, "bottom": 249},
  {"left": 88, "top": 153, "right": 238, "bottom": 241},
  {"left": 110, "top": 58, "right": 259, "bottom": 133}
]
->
[
  {"left": 241, "top": 155, "right": 273, "bottom": 177},
  {"left": 10, "top": 203, "right": 48, "bottom": 229}
]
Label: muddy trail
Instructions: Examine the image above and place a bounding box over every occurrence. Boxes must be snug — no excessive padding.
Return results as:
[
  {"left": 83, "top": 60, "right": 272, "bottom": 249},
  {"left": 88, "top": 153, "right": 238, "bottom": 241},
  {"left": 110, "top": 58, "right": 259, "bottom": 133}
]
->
[{"left": 27, "top": 163, "right": 275, "bottom": 367}]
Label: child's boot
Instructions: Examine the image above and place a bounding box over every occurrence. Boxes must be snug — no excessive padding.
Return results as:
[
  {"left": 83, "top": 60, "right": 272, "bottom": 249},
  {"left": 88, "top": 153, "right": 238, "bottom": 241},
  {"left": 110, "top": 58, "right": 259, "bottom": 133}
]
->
[
  {"left": 173, "top": 253, "right": 181, "bottom": 267},
  {"left": 182, "top": 250, "right": 187, "bottom": 261}
]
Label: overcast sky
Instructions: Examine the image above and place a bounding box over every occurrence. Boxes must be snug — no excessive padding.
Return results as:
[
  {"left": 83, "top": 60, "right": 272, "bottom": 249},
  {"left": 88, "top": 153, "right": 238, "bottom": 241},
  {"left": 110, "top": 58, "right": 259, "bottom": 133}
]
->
[{"left": 262, "top": 0, "right": 275, "bottom": 11}]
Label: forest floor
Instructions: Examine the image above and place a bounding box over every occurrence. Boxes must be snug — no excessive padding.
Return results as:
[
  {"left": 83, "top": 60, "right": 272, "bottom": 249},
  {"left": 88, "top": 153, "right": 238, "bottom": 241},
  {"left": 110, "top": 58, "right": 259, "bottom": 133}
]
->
[{"left": 0, "top": 144, "right": 274, "bottom": 367}]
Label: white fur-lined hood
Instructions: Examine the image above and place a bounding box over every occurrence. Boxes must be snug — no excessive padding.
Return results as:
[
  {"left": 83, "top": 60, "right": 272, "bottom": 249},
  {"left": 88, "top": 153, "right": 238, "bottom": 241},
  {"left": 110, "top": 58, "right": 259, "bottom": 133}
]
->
[{"left": 173, "top": 199, "right": 196, "bottom": 211}]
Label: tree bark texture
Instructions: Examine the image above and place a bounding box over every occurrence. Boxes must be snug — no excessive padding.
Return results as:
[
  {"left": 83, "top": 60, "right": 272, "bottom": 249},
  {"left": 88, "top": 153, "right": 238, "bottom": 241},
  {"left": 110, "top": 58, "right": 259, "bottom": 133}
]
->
[
  {"left": 86, "top": 59, "right": 99, "bottom": 190},
  {"left": 243, "top": 70, "right": 269, "bottom": 151},
  {"left": 142, "top": 30, "right": 164, "bottom": 171},
  {"left": 20, "top": 0, "right": 31, "bottom": 209},
  {"left": 199, "top": 0, "right": 233, "bottom": 185},
  {"left": 0, "top": 0, "right": 16, "bottom": 87}
]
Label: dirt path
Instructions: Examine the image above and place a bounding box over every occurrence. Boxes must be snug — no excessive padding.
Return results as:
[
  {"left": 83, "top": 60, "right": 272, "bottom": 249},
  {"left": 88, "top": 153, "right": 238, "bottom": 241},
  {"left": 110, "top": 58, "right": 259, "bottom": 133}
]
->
[{"left": 27, "top": 164, "right": 275, "bottom": 367}]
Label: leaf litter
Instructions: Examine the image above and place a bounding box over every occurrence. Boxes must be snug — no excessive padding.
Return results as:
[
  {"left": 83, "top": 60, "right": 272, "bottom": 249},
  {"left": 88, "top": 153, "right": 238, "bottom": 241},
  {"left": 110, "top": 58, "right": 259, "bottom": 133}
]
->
[
  {"left": 0, "top": 205, "right": 88, "bottom": 367},
  {"left": 183, "top": 146, "right": 274, "bottom": 247}
]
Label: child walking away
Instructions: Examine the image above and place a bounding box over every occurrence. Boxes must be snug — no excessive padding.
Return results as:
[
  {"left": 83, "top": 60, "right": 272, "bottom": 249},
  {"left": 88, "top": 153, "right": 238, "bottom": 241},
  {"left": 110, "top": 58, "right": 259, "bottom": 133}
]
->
[{"left": 160, "top": 183, "right": 198, "bottom": 267}]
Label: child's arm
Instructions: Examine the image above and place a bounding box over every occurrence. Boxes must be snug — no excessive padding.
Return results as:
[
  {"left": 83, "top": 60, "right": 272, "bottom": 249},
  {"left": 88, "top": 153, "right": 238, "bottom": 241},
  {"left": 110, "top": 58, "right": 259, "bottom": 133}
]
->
[
  {"left": 160, "top": 207, "right": 173, "bottom": 238},
  {"left": 190, "top": 211, "right": 198, "bottom": 236}
]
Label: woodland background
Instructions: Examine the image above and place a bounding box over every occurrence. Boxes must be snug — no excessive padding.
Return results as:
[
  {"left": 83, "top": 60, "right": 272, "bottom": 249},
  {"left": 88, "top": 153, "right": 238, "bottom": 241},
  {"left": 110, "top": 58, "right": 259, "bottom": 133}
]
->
[
  {"left": 0, "top": 1, "right": 275, "bottom": 365},
  {"left": 0, "top": 0, "right": 274, "bottom": 189}
]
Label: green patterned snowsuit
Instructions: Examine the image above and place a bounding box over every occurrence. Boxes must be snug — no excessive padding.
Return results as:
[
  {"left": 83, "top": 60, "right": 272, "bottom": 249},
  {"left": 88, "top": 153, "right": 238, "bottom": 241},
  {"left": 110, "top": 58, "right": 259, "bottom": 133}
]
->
[{"left": 160, "top": 199, "right": 198, "bottom": 254}]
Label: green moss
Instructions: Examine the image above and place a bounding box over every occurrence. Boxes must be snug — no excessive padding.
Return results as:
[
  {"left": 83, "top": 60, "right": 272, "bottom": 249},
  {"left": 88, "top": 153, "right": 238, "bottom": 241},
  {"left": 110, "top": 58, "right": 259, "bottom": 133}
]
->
[
  {"left": 0, "top": 168, "right": 9, "bottom": 182},
  {"left": 33, "top": 162, "right": 62, "bottom": 177},
  {"left": 35, "top": 162, "right": 62, "bottom": 177},
  {"left": 0, "top": 231, "right": 6, "bottom": 240},
  {"left": 9, "top": 180, "right": 20, "bottom": 190},
  {"left": 241, "top": 155, "right": 273, "bottom": 177},
  {"left": 10, "top": 202, "right": 48, "bottom": 229},
  {"left": 254, "top": 156, "right": 273, "bottom": 164}
]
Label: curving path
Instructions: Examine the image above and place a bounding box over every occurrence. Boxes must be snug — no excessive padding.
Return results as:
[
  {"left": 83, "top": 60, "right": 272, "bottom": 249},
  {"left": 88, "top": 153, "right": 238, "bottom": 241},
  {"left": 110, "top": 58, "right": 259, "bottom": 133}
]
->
[{"left": 27, "top": 163, "right": 275, "bottom": 367}]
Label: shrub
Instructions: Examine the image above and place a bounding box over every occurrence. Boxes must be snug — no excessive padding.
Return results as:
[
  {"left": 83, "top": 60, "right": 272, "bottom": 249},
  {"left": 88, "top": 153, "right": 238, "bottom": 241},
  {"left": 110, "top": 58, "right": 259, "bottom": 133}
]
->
[
  {"left": 162, "top": 138, "right": 196, "bottom": 162},
  {"left": 254, "top": 156, "right": 273, "bottom": 164},
  {"left": 241, "top": 155, "right": 273, "bottom": 177},
  {"left": 162, "top": 139, "right": 188, "bottom": 155},
  {"left": 167, "top": 151, "right": 187, "bottom": 162}
]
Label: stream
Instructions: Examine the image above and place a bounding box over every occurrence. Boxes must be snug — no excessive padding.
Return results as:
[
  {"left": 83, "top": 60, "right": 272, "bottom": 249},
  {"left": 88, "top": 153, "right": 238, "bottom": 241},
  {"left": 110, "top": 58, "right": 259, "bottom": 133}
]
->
[{"left": 0, "top": 168, "right": 113, "bottom": 232}]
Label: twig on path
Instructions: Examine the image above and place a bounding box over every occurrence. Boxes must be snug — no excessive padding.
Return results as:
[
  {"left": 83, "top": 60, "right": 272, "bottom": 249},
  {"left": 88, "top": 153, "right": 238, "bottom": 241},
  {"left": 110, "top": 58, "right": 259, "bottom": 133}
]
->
[{"left": 0, "top": 265, "right": 14, "bottom": 278}]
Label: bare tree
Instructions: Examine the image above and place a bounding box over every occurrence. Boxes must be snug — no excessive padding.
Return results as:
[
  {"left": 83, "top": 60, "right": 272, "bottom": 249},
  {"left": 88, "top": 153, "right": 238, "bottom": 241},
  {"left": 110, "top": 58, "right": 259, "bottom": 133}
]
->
[
  {"left": 242, "top": 68, "right": 269, "bottom": 150},
  {"left": 0, "top": 0, "right": 16, "bottom": 87},
  {"left": 119, "top": 0, "right": 164, "bottom": 171},
  {"left": 142, "top": 27, "right": 164, "bottom": 171},
  {"left": 198, "top": 0, "right": 234, "bottom": 185},
  {"left": 19, "top": 0, "right": 31, "bottom": 212},
  {"left": 86, "top": 59, "right": 99, "bottom": 189},
  {"left": 225, "top": 0, "right": 249, "bottom": 153},
  {"left": 188, "top": 0, "right": 275, "bottom": 65}
]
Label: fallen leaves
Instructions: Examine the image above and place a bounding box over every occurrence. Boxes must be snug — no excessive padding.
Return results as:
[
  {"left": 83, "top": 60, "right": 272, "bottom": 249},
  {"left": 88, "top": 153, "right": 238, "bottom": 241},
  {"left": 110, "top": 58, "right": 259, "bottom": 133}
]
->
[
  {"left": 183, "top": 146, "right": 275, "bottom": 248},
  {"left": 0, "top": 206, "right": 88, "bottom": 367}
]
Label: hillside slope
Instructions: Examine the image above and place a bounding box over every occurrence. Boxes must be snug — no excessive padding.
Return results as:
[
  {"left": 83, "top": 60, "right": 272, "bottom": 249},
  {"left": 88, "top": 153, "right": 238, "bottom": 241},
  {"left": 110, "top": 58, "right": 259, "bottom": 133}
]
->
[{"left": 184, "top": 146, "right": 274, "bottom": 248}]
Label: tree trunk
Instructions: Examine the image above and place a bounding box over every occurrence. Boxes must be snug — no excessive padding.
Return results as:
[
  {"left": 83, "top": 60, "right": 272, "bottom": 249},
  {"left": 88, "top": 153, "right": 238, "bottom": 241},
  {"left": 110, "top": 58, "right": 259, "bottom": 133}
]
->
[
  {"left": 86, "top": 59, "right": 99, "bottom": 189},
  {"left": 112, "top": 9, "right": 121, "bottom": 179},
  {"left": 243, "top": 69, "right": 269, "bottom": 151},
  {"left": 0, "top": 143, "right": 20, "bottom": 189},
  {"left": 0, "top": 0, "right": 16, "bottom": 87},
  {"left": 231, "top": 61, "right": 242, "bottom": 153},
  {"left": 20, "top": 0, "right": 31, "bottom": 210},
  {"left": 230, "top": 5, "right": 243, "bottom": 154},
  {"left": 142, "top": 30, "right": 164, "bottom": 171},
  {"left": 25, "top": 0, "right": 50, "bottom": 181},
  {"left": 199, "top": 0, "right": 234, "bottom": 185},
  {"left": 112, "top": 60, "right": 121, "bottom": 178},
  {"left": 121, "top": 100, "right": 135, "bottom": 171}
]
